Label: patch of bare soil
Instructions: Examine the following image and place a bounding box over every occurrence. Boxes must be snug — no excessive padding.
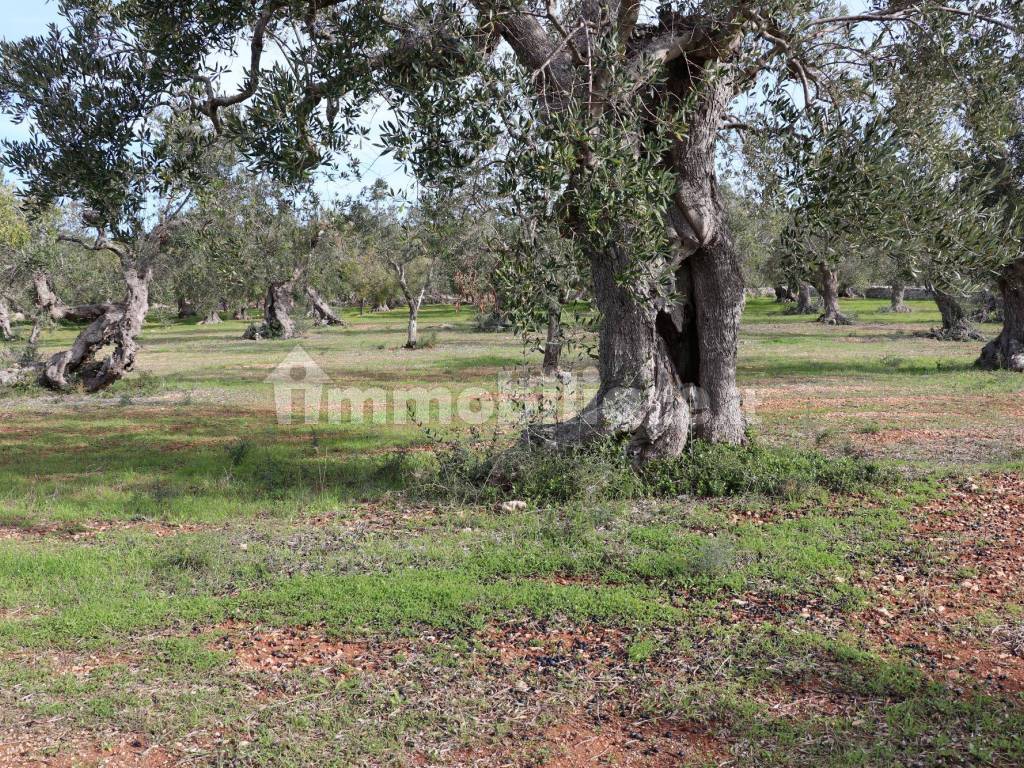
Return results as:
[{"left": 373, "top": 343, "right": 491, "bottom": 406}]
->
[
  {"left": 0, "top": 521, "right": 212, "bottom": 542},
  {"left": 757, "top": 680, "right": 855, "bottom": 719},
  {"left": 474, "top": 622, "right": 628, "bottom": 670},
  {"left": 538, "top": 713, "right": 725, "bottom": 768},
  {"left": 213, "top": 619, "right": 630, "bottom": 682},
  {"left": 854, "top": 425, "right": 1024, "bottom": 463},
  {"left": 213, "top": 622, "right": 406, "bottom": 674},
  {"left": 0, "top": 731, "right": 175, "bottom": 768},
  {"left": 860, "top": 473, "right": 1024, "bottom": 692},
  {"left": 23, "top": 651, "right": 142, "bottom": 679},
  {"left": 303, "top": 500, "right": 441, "bottom": 533},
  {"left": 754, "top": 385, "right": 1024, "bottom": 465}
]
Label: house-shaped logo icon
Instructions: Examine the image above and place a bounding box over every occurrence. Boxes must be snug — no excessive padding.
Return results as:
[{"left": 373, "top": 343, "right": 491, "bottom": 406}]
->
[{"left": 265, "top": 346, "right": 331, "bottom": 424}]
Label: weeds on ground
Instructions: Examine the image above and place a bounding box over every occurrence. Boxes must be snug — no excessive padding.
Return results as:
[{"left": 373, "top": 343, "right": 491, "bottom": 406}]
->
[{"left": 422, "top": 437, "right": 898, "bottom": 505}]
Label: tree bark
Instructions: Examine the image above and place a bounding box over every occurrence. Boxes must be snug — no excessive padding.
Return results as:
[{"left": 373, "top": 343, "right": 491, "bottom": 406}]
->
[
  {"left": 198, "top": 309, "right": 222, "bottom": 324},
  {"left": 400, "top": 281, "right": 425, "bottom": 349},
  {"left": 977, "top": 257, "right": 1024, "bottom": 371},
  {"left": 530, "top": 80, "right": 746, "bottom": 457},
  {"left": 972, "top": 289, "right": 1003, "bottom": 324},
  {"left": 243, "top": 270, "right": 301, "bottom": 340},
  {"left": 542, "top": 301, "right": 563, "bottom": 375},
  {"left": 406, "top": 303, "right": 420, "bottom": 348},
  {"left": 232, "top": 306, "right": 249, "bottom": 321},
  {"left": 0, "top": 298, "right": 13, "bottom": 340},
  {"left": 177, "top": 297, "right": 197, "bottom": 318},
  {"left": 32, "top": 272, "right": 115, "bottom": 323},
  {"left": 816, "top": 264, "right": 851, "bottom": 325},
  {"left": 392, "top": 257, "right": 432, "bottom": 349},
  {"left": 529, "top": 243, "right": 692, "bottom": 461},
  {"left": 930, "top": 288, "right": 983, "bottom": 341},
  {"left": 27, "top": 315, "right": 42, "bottom": 346},
  {"left": 306, "top": 285, "right": 344, "bottom": 326},
  {"left": 40, "top": 262, "right": 151, "bottom": 392},
  {"left": 889, "top": 283, "right": 911, "bottom": 313},
  {"left": 792, "top": 283, "right": 815, "bottom": 314}
]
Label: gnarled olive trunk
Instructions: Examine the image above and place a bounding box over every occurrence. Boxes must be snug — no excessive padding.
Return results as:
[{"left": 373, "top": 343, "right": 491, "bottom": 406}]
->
[
  {"left": 793, "top": 283, "right": 815, "bottom": 314},
  {"left": 889, "top": 283, "right": 911, "bottom": 313},
  {"left": 977, "top": 257, "right": 1024, "bottom": 371},
  {"left": 542, "top": 301, "right": 563, "bottom": 375},
  {"left": 817, "top": 264, "right": 851, "bottom": 325},
  {"left": 177, "top": 297, "right": 197, "bottom": 318},
  {"left": 198, "top": 309, "right": 222, "bottom": 324},
  {"left": 530, "top": 243, "right": 691, "bottom": 460},
  {"left": 306, "top": 286, "right": 344, "bottom": 326},
  {"left": 33, "top": 272, "right": 115, "bottom": 323},
  {"left": 0, "top": 299, "right": 12, "bottom": 340},
  {"left": 931, "top": 288, "right": 982, "bottom": 341},
  {"left": 41, "top": 263, "right": 151, "bottom": 392},
  {"left": 244, "top": 270, "right": 301, "bottom": 340},
  {"left": 530, "top": 81, "right": 745, "bottom": 459}
]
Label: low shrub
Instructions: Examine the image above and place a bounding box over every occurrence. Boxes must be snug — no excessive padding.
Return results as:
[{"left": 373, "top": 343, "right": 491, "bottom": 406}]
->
[
  {"left": 640, "top": 440, "right": 895, "bottom": 498},
  {"left": 428, "top": 438, "right": 643, "bottom": 505},
  {"left": 423, "top": 437, "right": 896, "bottom": 505}
]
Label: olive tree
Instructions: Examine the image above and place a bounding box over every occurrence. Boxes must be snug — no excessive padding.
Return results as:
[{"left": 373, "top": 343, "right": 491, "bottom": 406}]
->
[
  {"left": 57, "top": 0, "right": 1019, "bottom": 456},
  {"left": 964, "top": 34, "right": 1024, "bottom": 370},
  {"left": 170, "top": 161, "right": 332, "bottom": 337},
  {"left": 874, "top": 19, "right": 1022, "bottom": 345},
  {"left": 239, "top": 197, "right": 326, "bottom": 341},
  {"left": 2, "top": 203, "right": 125, "bottom": 352},
  {"left": 0, "top": 8, "right": 215, "bottom": 391}
]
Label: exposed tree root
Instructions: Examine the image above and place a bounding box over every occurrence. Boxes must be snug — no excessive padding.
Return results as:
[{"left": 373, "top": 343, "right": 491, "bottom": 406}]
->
[
  {"left": 920, "top": 322, "right": 985, "bottom": 342},
  {"left": 883, "top": 285, "right": 912, "bottom": 313},
  {"left": 977, "top": 333, "right": 1024, "bottom": 371},
  {"left": 525, "top": 382, "right": 691, "bottom": 464},
  {"left": 882, "top": 303, "right": 912, "bottom": 314},
  {"left": 817, "top": 311, "right": 853, "bottom": 326}
]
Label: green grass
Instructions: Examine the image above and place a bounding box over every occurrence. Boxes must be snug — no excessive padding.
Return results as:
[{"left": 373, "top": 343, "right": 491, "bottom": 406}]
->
[{"left": 0, "top": 299, "right": 1023, "bottom": 765}]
